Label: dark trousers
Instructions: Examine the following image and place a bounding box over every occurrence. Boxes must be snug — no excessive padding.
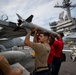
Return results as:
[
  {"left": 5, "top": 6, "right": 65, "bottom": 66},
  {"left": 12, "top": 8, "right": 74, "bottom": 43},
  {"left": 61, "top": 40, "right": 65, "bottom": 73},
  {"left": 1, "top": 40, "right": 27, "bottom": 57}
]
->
[
  {"left": 34, "top": 70, "right": 51, "bottom": 75},
  {"left": 52, "top": 57, "right": 62, "bottom": 75}
]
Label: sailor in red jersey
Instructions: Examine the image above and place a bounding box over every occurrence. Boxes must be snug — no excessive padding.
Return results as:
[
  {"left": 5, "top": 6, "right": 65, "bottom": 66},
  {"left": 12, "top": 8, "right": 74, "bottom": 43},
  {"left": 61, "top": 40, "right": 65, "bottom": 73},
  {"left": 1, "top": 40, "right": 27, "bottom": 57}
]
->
[
  {"left": 47, "top": 37, "right": 55, "bottom": 70},
  {"left": 48, "top": 45, "right": 55, "bottom": 67},
  {"left": 47, "top": 37, "right": 55, "bottom": 75},
  {"left": 52, "top": 32, "right": 64, "bottom": 75}
]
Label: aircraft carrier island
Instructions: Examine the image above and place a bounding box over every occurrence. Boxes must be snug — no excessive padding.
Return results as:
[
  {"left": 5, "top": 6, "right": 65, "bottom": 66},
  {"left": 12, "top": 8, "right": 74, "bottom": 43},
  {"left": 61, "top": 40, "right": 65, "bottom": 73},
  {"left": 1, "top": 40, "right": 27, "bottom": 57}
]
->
[{"left": 49, "top": 0, "right": 76, "bottom": 33}]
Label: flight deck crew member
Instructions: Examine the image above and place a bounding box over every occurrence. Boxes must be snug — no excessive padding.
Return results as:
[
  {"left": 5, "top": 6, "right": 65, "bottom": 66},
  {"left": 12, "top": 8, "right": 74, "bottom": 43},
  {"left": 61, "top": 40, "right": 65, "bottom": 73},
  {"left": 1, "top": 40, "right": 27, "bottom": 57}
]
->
[
  {"left": 0, "top": 54, "right": 23, "bottom": 75},
  {"left": 52, "top": 32, "right": 64, "bottom": 75},
  {"left": 24, "top": 28, "right": 51, "bottom": 75},
  {"left": 47, "top": 37, "right": 55, "bottom": 69}
]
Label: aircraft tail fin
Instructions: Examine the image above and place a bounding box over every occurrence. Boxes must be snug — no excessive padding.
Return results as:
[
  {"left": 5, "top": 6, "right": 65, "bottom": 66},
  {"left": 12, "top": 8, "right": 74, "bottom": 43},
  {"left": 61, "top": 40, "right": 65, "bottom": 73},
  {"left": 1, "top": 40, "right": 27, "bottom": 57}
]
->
[
  {"left": 16, "top": 13, "right": 23, "bottom": 21},
  {"left": 25, "top": 15, "right": 34, "bottom": 22},
  {"left": 16, "top": 13, "right": 34, "bottom": 22},
  {"left": 14, "top": 14, "right": 33, "bottom": 31}
]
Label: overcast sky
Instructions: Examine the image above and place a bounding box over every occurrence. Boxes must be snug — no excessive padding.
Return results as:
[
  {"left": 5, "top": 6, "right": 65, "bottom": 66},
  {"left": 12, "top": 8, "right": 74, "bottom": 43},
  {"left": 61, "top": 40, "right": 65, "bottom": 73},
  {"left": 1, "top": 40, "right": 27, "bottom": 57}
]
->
[{"left": 0, "top": 0, "right": 76, "bottom": 40}]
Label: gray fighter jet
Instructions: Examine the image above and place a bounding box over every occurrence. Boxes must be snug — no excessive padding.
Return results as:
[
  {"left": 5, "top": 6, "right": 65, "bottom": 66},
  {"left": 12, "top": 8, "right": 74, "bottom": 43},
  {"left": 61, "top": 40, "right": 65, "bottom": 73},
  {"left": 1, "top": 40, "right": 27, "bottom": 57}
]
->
[{"left": 0, "top": 37, "right": 24, "bottom": 51}]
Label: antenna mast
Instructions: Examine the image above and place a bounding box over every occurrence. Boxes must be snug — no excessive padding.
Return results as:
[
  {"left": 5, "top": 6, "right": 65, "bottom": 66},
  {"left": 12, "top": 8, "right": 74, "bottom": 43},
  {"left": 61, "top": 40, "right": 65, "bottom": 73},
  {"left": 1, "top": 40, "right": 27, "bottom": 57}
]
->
[{"left": 54, "top": 0, "right": 76, "bottom": 20}]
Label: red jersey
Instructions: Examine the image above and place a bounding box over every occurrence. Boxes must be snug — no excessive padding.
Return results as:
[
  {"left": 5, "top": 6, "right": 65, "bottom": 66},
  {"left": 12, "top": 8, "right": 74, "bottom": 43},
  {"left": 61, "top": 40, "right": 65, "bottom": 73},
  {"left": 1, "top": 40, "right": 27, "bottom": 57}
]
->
[
  {"left": 47, "top": 46, "right": 55, "bottom": 65},
  {"left": 53, "top": 39, "right": 64, "bottom": 58}
]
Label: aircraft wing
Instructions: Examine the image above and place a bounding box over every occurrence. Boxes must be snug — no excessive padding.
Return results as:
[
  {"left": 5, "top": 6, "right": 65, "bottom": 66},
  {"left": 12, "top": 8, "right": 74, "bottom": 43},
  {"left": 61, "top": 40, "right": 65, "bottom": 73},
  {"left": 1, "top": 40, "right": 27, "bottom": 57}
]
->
[{"left": 0, "top": 20, "right": 27, "bottom": 39}]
